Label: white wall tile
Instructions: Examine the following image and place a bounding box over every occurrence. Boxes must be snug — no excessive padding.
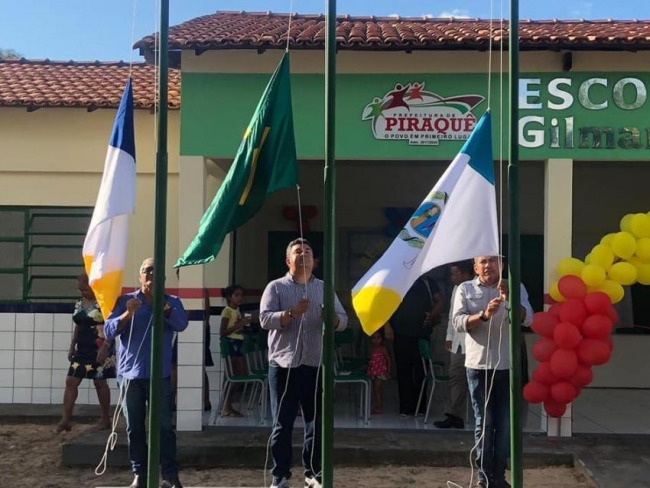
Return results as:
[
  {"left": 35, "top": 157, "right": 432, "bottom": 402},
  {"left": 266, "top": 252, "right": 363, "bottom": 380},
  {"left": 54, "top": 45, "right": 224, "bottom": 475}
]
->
[
  {"left": 51, "top": 387, "right": 64, "bottom": 403},
  {"left": 110, "top": 387, "right": 121, "bottom": 405},
  {"left": 15, "top": 313, "right": 34, "bottom": 331},
  {"left": 14, "top": 369, "right": 32, "bottom": 387},
  {"left": 51, "top": 369, "right": 67, "bottom": 389},
  {"left": 177, "top": 387, "right": 203, "bottom": 411},
  {"left": 34, "top": 332, "right": 53, "bottom": 351},
  {"left": 0, "top": 314, "right": 15, "bottom": 332},
  {"left": 0, "top": 370, "right": 13, "bottom": 387},
  {"left": 0, "top": 351, "right": 14, "bottom": 369},
  {"left": 178, "top": 322, "right": 203, "bottom": 343},
  {"left": 177, "top": 365, "right": 203, "bottom": 388},
  {"left": 12, "top": 387, "right": 31, "bottom": 403},
  {"left": 0, "top": 387, "right": 12, "bottom": 403},
  {"left": 33, "top": 350, "right": 53, "bottom": 369},
  {"left": 34, "top": 314, "right": 54, "bottom": 332},
  {"left": 175, "top": 410, "right": 202, "bottom": 431},
  {"left": 14, "top": 350, "right": 33, "bottom": 369},
  {"left": 53, "top": 332, "right": 71, "bottom": 351},
  {"left": 177, "top": 342, "right": 203, "bottom": 366},
  {"left": 15, "top": 332, "right": 34, "bottom": 351},
  {"left": 87, "top": 391, "right": 100, "bottom": 405},
  {"left": 52, "top": 353, "right": 70, "bottom": 369},
  {"left": 53, "top": 314, "right": 72, "bottom": 332},
  {"left": 32, "top": 388, "right": 51, "bottom": 404},
  {"left": 0, "top": 332, "right": 15, "bottom": 350},
  {"left": 32, "top": 370, "right": 51, "bottom": 388}
]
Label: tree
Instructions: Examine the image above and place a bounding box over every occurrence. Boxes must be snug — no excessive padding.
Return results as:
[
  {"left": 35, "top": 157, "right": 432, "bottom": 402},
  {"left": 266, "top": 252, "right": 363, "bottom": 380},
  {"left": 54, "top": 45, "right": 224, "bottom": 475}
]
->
[{"left": 0, "top": 48, "right": 21, "bottom": 60}]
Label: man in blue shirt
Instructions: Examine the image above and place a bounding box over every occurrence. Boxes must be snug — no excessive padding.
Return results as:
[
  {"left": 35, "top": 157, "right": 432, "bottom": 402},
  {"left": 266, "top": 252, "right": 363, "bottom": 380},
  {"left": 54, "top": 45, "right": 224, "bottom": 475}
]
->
[{"left": 105, "top": 258, "right": 189, "bottom": 488}]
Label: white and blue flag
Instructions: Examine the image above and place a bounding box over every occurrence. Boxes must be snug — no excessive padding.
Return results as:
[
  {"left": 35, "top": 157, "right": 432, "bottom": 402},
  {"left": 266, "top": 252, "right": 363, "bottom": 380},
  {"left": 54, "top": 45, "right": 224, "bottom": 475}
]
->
[{"left": 352, "top": 112, "right": 499, "bottom": 335}]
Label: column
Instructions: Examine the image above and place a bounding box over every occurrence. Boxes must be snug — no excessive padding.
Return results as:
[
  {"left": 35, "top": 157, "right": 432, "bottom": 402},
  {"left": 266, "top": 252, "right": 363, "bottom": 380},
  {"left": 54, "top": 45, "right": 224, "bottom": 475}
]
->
[
  {"left": 543, "top": 157, "right": 573, "bottom": 437},
  {"left": 175, "top": 156, "right": 208, "bottom": 432}
]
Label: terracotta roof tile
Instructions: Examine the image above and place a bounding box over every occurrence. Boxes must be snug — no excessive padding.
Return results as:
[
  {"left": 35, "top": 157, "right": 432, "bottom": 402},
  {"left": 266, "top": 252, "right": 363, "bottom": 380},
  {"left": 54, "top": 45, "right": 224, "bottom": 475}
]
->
[
  {"left": 0, "top": 59, "right": 180, "bottom": 110},
  {"left": 134, "top": 11, "right": 650, "bottom": 52}
]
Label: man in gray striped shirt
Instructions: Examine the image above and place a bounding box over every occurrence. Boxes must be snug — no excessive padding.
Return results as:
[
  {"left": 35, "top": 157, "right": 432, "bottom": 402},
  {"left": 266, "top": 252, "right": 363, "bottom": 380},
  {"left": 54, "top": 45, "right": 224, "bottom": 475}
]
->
[{"left": 260, "top": 238, "right": 348, "bottom": 488}]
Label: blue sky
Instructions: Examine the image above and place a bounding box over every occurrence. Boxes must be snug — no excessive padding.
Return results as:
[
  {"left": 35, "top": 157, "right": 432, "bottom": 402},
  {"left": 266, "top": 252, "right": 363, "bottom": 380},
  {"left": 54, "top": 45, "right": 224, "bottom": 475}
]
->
[{"left": 1, "top": 1, "right": 647, "bottom": 62}]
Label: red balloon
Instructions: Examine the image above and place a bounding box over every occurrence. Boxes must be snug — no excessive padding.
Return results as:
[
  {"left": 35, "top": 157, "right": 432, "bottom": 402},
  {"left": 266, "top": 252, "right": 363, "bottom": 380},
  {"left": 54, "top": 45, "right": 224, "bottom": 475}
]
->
[
  {"left": 544, "top": 400, "right": 567, "bottom": 418},
  {"left": 583, "top": 292, "right": 612, "bottom": 315},
  {"left": 576, "top": 339, "right": 612, "bottom": 366},
  {"left": 582, "top": 315, "right": 614, "bottom": 340},
  {"left": 559, "top": 299, "right": 588, "bottom": 327},
  {"left": 607, "top": 307, "right": 619, "bottom": 325},
  {"left": 523, "top": 381, "right": 549, "bottom": 404},
  {"left": 553, "top": 322, "right": 582, "bottom": 350},
  {"left": 551, "top": 381, "right": 578, "bottom": 404},
  {"left": 558, "top": 275, "right": 587, "bottom": 300},
  {"left": 548, "top": 303, "right": 563, "bottom": 319},
  {"left": 569, "top": 364, "right": 594, "bottom": 388},
  {"left": 531, "top": 337, "right": 558, "bottom": 362},
  {"left": 531, "top": 312, "right": 558, "bottom": 339},
  {"left": 604, "top": 336, "right": 614, "bottom": 352},
  {"left": 533, "top": 362, "right": 560, "bottom": 385},
  {"left": 550, "top": 349, "right": 578, "bottom": 378}
]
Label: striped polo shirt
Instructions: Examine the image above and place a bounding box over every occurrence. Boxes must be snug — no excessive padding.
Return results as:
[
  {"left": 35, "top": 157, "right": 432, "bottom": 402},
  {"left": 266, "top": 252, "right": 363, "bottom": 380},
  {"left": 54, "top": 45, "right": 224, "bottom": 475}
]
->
[{"left": 260, "top": 273, "right": 348, "bottom": 368}]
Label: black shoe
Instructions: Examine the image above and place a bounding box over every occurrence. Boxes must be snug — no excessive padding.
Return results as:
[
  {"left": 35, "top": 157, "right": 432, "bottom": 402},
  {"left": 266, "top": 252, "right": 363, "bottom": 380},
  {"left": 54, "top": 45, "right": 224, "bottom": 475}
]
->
[
  {"left": 161, "top": 477, "right": 184, "bottom": 488},
  {"left": 433, "top": 414, "right": 464, "bottom": 429},
  {"left": 129, "top": 474, "right": 147, "bottom": 488}
]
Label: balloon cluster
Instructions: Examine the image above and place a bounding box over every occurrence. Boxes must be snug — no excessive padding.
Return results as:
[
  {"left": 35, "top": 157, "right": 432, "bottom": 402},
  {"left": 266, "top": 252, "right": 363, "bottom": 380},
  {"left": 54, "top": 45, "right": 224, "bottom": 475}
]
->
[
  {"left": 524, "top": 276, "right": 617, "bottom": 418},
  {"left": 549, "top": 212, "right": 650, "bottom": 305}
]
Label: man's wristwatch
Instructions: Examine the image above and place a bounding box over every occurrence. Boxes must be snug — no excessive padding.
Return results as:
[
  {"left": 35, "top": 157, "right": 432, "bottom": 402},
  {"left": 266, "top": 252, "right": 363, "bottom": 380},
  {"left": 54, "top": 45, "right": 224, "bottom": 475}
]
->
[
  {"left": 479, "top": 310, "right": 489, "bottom": 322},
  {"left": 287, "top": 309, "right": 294, "bottom": 318}
]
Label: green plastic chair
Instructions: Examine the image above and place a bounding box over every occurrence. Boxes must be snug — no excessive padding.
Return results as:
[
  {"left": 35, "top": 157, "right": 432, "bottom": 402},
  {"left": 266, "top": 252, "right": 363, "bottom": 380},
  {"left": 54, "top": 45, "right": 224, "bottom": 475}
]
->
[
  {"left": 333, "top": 360, "right": 371, "bottom": 424},
  {"left": 416, "top": 338, "right": 450, "bottom": 423},
  {"left": 213, "top": 337, "right": 268, "bottom": 424},
  {"left": 335, "top": 329, "right": 367, "bottom": 373}
]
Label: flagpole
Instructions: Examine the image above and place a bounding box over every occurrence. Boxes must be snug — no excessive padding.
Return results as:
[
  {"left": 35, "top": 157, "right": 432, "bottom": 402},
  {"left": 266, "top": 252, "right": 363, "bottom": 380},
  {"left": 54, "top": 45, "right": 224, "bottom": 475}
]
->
[
  {"left": 147, "top": 0, "right": 169, "bottom": 486},
  {"left": 322, "top": 0, "right": 337, "bottom": 487},
  {"left": 508, "top": 1, "right": 523, "bottom": 487}
]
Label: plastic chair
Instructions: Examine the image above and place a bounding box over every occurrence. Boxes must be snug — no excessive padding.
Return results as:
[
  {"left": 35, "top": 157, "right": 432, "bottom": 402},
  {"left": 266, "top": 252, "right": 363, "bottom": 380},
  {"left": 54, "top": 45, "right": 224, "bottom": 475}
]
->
[
  {"left": 416, "top": 338, "right": 450, "bottom": 423},
  {"left": 212, "top": 337, "right": 268, "bottom": 424},
  {"left": 335, "top": 328, "right": 367, "bottom": 373},
  {"left": 334, "top": 354, "right": 371, "bottom": 424}
]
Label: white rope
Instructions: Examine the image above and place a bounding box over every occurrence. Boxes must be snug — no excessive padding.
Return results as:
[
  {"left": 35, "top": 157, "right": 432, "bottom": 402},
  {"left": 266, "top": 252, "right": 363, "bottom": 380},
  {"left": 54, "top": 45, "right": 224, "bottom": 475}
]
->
[
  {"left": 128, "top": 0, "right": 138, "bottom": 78},
  {"left": 285, "top": 0, "right": 294, "bottom": 52},
  {"left": 263, "top": 184, "right": 312, "bottom": 488},
  {"left": 95, "top": 314, "right": 153, "bottom": 476}
]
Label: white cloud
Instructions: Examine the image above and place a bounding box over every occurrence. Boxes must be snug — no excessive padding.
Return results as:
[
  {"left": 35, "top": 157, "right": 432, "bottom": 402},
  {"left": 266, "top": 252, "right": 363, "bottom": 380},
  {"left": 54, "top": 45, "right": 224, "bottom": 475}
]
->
[
  {"left": 437, "top": 9, "right": 471, "bottom": 19},
  {"left": 569, "top": 1, "right": 593, "bottom": 18}
]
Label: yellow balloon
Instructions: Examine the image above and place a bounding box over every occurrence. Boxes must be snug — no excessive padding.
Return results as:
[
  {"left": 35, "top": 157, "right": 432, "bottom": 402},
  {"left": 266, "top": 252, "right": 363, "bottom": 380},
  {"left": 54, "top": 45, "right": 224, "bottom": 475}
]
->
[
  {"left": 628, "top": 256, "right": 643, "bottom": 269},
  {"left": 635, "top": 237, "right": 650, "bottom": 262},
  {"left": 585, "top": 253, "right": 592, "bottom": 264},
  {"left": 590, "top": 244, "right": 615, "bottom": 270},
  {"left": 549, "top": 280, "right": 564, "bottom": 302},
  {"left": 581, "top": 264, "right": 607, "bottom": 288},
  {"left": 600, "top": 233, "right": 616, "bottom": 246},
  {"left": 620, "top": 213, "right": 634, "bottom": 232},
  {"left": 599, "top": 280, "right": 625, "bottom": 304},
  {"left": 611, "top": 232, "right": 637, "bottom": 260},
  {"left": 607, "top": 262, "right": 638, "bottom": 286},
  {"left": 630, "top": 213, "right": 650, "bottom": 238},
  {"left": 556, "top": 257, "right": 584, "bottom": 277},
  {"left": 637, "top": 264, "right": 650, "bottom": 285}
]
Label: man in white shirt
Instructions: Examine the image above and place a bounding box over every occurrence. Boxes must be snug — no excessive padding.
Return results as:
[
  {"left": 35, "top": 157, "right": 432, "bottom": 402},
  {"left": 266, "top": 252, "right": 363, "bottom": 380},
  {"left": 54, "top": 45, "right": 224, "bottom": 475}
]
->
[
  {"left": 453, "top": 255, "right": 533, "bottom": 488},
  {"left": 434, "top": 260, "right": 475, "bottom": 429}
]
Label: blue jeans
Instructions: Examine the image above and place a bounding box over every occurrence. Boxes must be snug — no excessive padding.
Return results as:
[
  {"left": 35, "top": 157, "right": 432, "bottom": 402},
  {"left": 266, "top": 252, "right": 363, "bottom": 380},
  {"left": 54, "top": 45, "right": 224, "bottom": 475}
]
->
[
  {"left": 268, "top": 363, "right": 321, "bottom": 482},
  {"left": 121, "top": 377, "right": 178, "bottom": 478},
  {"left": 467, "top": 368, "right": 510, "bottom": 484}
]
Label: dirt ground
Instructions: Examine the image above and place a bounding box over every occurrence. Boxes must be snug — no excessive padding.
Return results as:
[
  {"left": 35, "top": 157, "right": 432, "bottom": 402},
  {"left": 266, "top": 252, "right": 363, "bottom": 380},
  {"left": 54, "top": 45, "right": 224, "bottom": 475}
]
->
[{"left": 0, "top": 424, "right": 593, "bottom": 488}]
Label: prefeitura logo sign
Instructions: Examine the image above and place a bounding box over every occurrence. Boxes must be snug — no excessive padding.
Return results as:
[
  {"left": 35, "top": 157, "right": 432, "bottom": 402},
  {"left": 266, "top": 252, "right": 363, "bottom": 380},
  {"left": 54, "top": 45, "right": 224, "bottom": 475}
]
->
[{"left": 362, "top": 82, "right": 485, "bottom": 145}]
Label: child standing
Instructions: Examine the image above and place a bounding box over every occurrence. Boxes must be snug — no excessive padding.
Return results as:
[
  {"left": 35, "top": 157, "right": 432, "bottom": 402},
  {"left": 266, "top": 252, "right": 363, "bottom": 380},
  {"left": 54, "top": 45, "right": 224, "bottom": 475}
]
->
[
  {"left": 367, "top": 329, "right": 391, "bottom": 414},
  {"left": 220, "top": 285, "right": 251, "bottom": 417}
]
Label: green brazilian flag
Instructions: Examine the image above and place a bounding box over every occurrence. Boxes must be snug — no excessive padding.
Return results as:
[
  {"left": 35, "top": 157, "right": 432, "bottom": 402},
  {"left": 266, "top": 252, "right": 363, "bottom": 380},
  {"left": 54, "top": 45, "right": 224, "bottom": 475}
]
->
[{"left": 176, "top": 53, "right": 297, "bottom": 267}]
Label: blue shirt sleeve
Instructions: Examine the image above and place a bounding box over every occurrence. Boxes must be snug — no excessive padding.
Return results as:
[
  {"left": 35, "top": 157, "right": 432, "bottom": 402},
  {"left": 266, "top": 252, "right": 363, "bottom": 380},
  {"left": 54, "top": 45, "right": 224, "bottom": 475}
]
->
[
  {"left": 165, "top": 295, "right": 189, "bottom": 332},
  {"left": 104, "top": 295, "right": 128, "bottom": 341}
]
